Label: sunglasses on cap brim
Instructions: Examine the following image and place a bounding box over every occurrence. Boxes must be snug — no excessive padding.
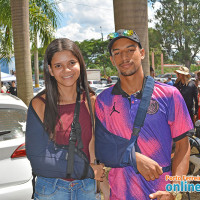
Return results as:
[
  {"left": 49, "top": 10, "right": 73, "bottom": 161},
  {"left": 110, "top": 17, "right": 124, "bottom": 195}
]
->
[{"left": 107, "top": 30, "right": 136, "bottom": 40}]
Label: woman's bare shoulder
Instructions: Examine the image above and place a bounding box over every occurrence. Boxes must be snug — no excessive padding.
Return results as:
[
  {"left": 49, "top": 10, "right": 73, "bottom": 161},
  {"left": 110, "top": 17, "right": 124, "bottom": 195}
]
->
[{"left": 31, "top": 94, "right": 46, "bottom": 122}]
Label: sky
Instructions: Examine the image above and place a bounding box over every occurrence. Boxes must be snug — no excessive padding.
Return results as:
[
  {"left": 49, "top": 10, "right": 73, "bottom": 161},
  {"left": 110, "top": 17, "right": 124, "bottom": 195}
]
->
[{"left": 54, "top": 0, "right": 161, "bottom": 42}]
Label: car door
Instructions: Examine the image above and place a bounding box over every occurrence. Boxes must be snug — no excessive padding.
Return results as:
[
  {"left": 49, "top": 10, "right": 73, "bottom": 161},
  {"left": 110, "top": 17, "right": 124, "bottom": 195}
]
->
[{"left": 0, "top": 106, "right": 32, "bottom": 188}]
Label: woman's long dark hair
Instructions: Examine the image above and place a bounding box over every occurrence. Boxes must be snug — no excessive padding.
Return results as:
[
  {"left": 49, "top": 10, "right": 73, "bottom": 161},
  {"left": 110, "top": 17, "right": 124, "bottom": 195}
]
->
[{"left": 42, "top": 38, "right": 94, "bottom": 139}]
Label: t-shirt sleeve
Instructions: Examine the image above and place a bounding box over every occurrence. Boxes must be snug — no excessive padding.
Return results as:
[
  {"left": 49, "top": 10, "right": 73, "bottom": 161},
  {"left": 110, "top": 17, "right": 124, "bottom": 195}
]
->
[
  {"left": 95, "top": 96, "right": 106, "bottom": 126},
  {"left": 168, "top": 87, "right": 194, "bottom": 141}
]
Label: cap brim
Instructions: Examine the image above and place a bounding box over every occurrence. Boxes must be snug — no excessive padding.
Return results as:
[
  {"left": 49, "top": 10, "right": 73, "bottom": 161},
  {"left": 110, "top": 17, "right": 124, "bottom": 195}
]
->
[{"left": 108, "top": 36, "right": 142, "bottom": 55}]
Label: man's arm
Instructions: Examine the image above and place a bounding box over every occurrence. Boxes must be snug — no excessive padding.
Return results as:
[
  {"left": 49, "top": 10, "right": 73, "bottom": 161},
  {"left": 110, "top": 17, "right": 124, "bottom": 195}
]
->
[
  {"left": 149, "top": 136, "right": 190, "bottom": 199},
  {"left": 172, "top": 136, "right": 190, "bottom": 178}
]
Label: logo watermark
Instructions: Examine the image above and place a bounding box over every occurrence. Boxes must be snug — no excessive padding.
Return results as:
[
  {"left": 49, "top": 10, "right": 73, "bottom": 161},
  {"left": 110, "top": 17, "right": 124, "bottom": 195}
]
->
[{"left": 165, "top": 175, "right": 200, "bottom": 193}]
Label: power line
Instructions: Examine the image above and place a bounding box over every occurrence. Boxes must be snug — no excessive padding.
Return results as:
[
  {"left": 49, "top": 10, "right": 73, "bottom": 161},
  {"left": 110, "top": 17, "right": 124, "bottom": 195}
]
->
[{"left": 55, "top": 0, "right": 112, "bottom": 11}]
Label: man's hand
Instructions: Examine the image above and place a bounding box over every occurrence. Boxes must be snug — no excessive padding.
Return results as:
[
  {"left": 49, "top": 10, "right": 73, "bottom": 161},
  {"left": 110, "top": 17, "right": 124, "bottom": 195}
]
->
[
  {"left": 149, "top": 191, "right": 175, "bottom": 200},
  {"left": 90, "top": 163, "right": 105, "bottom": 181},
  {"left": 136, "top": 152, "right": 163, "bottom": 181}
]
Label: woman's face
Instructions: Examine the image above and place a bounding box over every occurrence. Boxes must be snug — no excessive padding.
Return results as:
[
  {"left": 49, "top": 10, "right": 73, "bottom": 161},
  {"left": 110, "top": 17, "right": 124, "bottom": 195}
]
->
[{"left": 48, "top": 50, "right": 80, "bottom": 89}]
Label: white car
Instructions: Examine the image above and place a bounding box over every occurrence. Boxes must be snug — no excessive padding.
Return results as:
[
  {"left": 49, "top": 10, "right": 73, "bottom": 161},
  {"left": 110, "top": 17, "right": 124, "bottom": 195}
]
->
[
  {"left": 0, "top": 93, "right": 32, "bottom": 200},
  {"left": 110, "top": 76, "right": 119, "bottom": 84},
  {"left": 33, "top": 86, "right": 45, "bottom": 96},
  {"left": 88, "top": 80, "right": 103, "bottom": 88},
  {"left": 95, "top": 87, "right": 109, "bottom": 96}
]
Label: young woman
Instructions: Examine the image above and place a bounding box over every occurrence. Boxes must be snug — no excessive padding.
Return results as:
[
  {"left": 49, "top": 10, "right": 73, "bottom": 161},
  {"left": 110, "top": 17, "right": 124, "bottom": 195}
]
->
[{"left": 26, "top": 38, "right": 109, "bottom": 200}]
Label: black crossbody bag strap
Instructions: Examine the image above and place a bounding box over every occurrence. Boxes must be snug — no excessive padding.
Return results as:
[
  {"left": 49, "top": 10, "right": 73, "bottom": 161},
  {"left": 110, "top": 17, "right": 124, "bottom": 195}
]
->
[{"left": 66, "top": 87, "right": 82, "bottom": 178}]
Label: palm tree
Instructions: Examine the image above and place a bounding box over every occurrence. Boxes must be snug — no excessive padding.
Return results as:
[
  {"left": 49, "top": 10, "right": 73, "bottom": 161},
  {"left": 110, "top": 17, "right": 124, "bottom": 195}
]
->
[
  {"left": 10, "top": 0, "right": 33, "bottom": 105},
  {"left": 1, "top": 1, "right": 60, "bottom": 89},
  {"left": 29, "top": 0, "right": 60, "bottom": 87},
  {"left": 113, "top": 0, "right": 149, "bottom": 75}
]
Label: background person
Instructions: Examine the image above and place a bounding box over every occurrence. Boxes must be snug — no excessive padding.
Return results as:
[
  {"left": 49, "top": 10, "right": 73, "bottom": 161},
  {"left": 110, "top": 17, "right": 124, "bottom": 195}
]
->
[
  {"left": 1, "top": 82, "right": 7, "bottom": 93},
  {"left": 7, "top": 80, "right": 17, "bottom": 96},
  {"left": 150, "top": 66, "right": 155, "bottom": 78},
  {"left": 95, "top": 29, "right": 192, "bottom": 200},
  {"left": 174, "top": 66, "right": 198, "bottom": 123},
  {"left": 166, "top": 77, "right": 173, "bottom": 86},
  {"left": 195, "top": 70, "right": 200, "bottom": 87},
  {"left": 26, "top": 38, "right": 109, "bottom": 200},
  {"left": 107, "top": 76, "right": 112, "bottom": 84}
]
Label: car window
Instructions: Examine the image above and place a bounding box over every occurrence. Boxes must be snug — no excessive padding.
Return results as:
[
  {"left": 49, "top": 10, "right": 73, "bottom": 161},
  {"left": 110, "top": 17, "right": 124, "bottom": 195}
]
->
[
  {"left": 93, "top": 81, "right": 101, "bottom": 84},
  {"left": 111, "top": 77, "right": 118, "bottom": 80},
  {"left": 0, "top": 108, "right": 27, "bottom": 141},
  {"left": 172, "top": 74, "right": 177, "bottom": 78}
]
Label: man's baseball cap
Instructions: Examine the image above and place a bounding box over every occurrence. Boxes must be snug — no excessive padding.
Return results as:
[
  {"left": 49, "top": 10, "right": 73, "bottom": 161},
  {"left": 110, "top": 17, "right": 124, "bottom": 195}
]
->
[{"left": 107, "top": 29, "right": 142, "bottom": 55}]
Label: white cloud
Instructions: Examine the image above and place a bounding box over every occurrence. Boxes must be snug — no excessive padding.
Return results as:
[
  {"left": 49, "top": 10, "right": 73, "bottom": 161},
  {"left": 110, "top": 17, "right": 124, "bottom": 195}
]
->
[
  {"left": 148, "top": 2, "right": 162, "bottom": 28},
  {"left": 55, "top": 0, "right": 114, "bottom": 41},
  {"left": 56, "top": 23, "right": 102, "bottom": 41},
  {"left": 55, "top": 0, "right": 160, "bottom": 41}
]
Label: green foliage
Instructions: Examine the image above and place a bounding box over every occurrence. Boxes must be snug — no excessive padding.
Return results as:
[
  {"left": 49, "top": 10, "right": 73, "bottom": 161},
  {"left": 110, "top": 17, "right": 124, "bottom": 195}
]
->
[
  {"left": 31, "top": 47, "right": 45, "bottom": 73},
  {"left": 153, "top": 0, "right": 200, "bottom": 69},
  {"left": 0, "top": 0, "right": 61, "bottom": 65},
  {"left": 148, "top": 28, "right": 164, "bottom": 69},
  {"left": 190, "top": 64, "right": 200, "bottom": 72},
  {"left": 29, "top": 0, "right": 61, "bottom": 49},
  {"left": 75, "top": 39, "right": 117, "bottom": 77},
  {"left": 0, "top": 0, "right": 13, "bottom": 60}
]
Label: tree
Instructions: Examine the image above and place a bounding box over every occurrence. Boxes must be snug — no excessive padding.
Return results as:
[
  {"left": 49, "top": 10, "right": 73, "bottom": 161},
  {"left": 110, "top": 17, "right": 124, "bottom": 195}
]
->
[
  {"left": 0, "top": 0, "right": 13, "bottom": 61},
  {"left": 76, "top": 39, "right": 117, "bottom": 77},
  {"left": 29, "top": 0, "right": 60, "bottom": 87},
  {"left": 10, "top": 0, "right": 33, "bottom": 105},
  {"left": 148, "top": 28, "right": 168, "bottom": 71},
  {"left": 113, "top": 0, "right": 150, "bottom": 75},
  {"left": 152, "top": 0, "right": 200, "bottom": 70},
  {"left": 0, "top": 0, "right": 60, "bottom": 87}
]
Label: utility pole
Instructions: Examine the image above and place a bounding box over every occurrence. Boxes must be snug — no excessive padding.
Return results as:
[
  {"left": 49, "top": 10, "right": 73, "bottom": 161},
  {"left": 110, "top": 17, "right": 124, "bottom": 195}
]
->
[
  {"left": 100, "top": 26, "right": 106, "bottom": 77},
  {"left": 161, "top": 53, "right": 164, "bottom": 74},
  {"left": 100, "top": 26, "right": 103, "bottom": 41}
]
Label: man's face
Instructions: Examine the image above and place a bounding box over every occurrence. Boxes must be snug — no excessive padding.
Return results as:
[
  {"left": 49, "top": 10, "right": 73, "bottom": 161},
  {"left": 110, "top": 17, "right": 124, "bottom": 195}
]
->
[{"left": 110, "top": 38, "right": 145, "bottom": 77}]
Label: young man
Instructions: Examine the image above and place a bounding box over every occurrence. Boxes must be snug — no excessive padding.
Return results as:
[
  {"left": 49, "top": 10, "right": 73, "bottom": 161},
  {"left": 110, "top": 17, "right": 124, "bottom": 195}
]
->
[{"left": 95, "top": 29, "right": 193, "bottom": 199}]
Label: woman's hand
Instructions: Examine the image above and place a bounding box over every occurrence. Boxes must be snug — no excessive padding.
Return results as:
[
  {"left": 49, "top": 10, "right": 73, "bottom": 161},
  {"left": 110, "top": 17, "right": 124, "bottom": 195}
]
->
[{"left": 90, "top": 163, "right": 105, "bottom": 181}]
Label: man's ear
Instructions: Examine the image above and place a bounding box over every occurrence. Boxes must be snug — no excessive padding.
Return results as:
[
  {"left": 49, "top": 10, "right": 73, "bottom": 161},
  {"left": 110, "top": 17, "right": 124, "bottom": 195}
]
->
[
  {"left": 48, "top": 65, "right": 54, "bottom": 76},
  {"left": 140, "top": 48, "right": 145, "bottom": 60}
]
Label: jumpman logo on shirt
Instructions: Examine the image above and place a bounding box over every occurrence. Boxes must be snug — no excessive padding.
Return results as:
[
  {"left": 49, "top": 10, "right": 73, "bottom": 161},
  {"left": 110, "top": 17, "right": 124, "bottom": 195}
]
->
[{"left": 110, "top": 102, "right": 120, "bottom": 116}]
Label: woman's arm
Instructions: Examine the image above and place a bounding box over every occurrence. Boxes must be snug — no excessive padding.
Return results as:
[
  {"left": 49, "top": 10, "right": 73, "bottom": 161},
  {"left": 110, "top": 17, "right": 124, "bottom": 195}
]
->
[{"left": 87, "top": 94, "right": 110, "bottom": 199}]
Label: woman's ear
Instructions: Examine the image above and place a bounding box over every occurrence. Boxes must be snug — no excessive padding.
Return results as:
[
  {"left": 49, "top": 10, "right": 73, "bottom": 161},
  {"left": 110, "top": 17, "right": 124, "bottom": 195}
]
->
[{"left": 48, "top": 65, "right": 54, "bottom": 76}]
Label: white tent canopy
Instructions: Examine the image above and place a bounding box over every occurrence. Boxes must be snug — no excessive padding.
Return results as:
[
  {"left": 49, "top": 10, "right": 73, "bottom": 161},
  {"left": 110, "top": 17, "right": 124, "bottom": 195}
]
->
[{"left": 1, "top": 72, "right": 16, "bottom": 82}]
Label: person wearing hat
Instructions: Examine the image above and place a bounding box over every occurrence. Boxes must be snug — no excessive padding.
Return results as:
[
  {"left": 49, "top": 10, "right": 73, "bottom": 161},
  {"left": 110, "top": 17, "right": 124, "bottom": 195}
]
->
[
  {"left": 195, "top": 70, "right": 200, "bottom": 87},
  {"left": 174, "top": 66, "right": 198, "bottom": 123},
  {"left": 95, "top": 29, "right": 193, "bottom": 199}
]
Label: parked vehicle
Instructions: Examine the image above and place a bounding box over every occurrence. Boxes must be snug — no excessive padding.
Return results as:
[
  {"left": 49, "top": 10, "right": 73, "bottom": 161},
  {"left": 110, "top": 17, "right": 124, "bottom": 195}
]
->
[
  {"left": 88, "top": 80, "right": 102, "bottom": 88},
  {"left": 95, "top": 87, "right": 109, "bottom": 96},
  {"left": 155, "top": 73, "right": 177, "bottom": 83},
  {"left": 33, "top": 86, "right": 45, "bottom": 96},
  {"left": 90, "top": 86, "right": 98, "bottom": 92},
  {"left": 110, "top": 76, "right": 119, "bottom": 83},
  {"left": 0, "top": 93, "right": 32, "bottom": 200},
  {"left": 188, "top": 120, "right": 200, "bottom": 176}
]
